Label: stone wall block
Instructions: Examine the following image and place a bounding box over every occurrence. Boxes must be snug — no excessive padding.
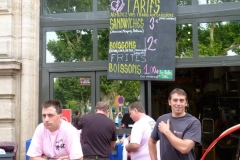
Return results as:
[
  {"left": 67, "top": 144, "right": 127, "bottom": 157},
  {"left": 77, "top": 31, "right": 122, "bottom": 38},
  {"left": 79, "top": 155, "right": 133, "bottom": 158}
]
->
[
  {"left": 0, "top": 127, "right": 15, "bottom": 141},
  {"left": 0, "top": 0, "right": 11, "bottom": 13},
  {"left": 0, "top": 15, "right": 12, "bottom": 36},
  {"left": 0, "top": 99, "right": 15, "bottom": 119},
  {"left": 0, "top": 40, "right": 11, "bottom": 58},
  {"left": 21, "top": 59, "right": 37, "bottom": 76},
  {"left": 0, "top": 75, "right": 15, "bottom": 95}
]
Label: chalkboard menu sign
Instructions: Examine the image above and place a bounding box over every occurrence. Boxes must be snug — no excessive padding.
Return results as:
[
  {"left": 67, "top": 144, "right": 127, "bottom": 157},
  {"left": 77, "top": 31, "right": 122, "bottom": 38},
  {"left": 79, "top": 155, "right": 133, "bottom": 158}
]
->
[{"left": 107, "top": 0, "right": 176, "bottom": 81}]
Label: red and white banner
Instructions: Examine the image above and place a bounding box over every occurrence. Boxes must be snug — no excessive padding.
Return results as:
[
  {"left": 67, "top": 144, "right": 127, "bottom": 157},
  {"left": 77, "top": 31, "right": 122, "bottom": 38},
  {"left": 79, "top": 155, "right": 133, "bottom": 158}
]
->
[{"left": 62, "top": 109, "right": 72, "bottom": 123}]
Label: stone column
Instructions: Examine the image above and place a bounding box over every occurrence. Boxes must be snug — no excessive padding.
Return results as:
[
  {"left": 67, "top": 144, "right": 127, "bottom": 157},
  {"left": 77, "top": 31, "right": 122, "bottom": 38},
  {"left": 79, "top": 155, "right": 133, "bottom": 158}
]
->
[
  {"left": 20, "top": 0, "right": 40, "bottom": 160},
  {"left": 0, "top": 0, "right": 40, "bottom": 160}
]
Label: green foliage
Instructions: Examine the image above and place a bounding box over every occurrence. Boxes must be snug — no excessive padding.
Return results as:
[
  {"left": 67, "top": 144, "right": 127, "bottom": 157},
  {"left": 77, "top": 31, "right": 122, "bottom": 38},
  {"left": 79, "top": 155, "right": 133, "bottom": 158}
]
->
[
  {"left": 198, "top": 21, "right": 240, "bottom": 56},
  {"left": 44, "top": 0, "right": 92, "bottom": 14},
  {"left": 53, "top": 75, "right": 140, "bottom": 117},
  {"left": 99, "top": 77, "right": 140, "bottom": 104},
  {"left": 98, "top": 0, "right": 110, "bottom": 11},
  {"left": 176, "top": 24, "right": 193, "bottom": 57},
  {"left": 54, "top": 80, "right": 68, "bottom": 105},
  {"left": 65, "top": 100, "right": 79, "bottom": 112},
  {"left": 56, "top": 77, "right": 91, "bottom": 101},
  {"left": 177, "top": 0, "right": 191, "bottom": 5},
  {"left": 47, "top": 30, "right": 93, "bottom": 62},
  {"left": 54, "top": 77, "right": 91, "bottom": 113},
  {"left": 98, "top": 28, "right": 110, "bottom": 60},
  {"left": 100, "top": 76, "right": 119, "bottom": 95},
  {"left": 118, "top": 80, "right": 140, "bottom": 103}
]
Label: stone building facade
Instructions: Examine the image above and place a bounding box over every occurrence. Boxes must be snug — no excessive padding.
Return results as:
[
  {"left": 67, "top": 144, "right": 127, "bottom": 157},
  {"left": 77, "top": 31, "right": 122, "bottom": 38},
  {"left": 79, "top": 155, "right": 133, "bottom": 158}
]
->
[{"left": 0, "top": 1, "right": 39, "bottom": 159}]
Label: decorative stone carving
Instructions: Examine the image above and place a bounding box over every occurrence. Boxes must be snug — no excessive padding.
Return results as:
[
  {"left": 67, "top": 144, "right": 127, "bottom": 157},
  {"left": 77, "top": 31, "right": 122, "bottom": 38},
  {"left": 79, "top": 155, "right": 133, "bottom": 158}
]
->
[{"left": 0, "top": 60, "right": 21, "bottom": 76}]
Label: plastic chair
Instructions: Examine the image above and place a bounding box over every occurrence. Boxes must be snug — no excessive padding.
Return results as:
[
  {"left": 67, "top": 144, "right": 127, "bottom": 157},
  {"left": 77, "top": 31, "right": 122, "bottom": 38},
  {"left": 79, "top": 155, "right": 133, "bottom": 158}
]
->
[{"left": 0, "top": 142, "right": 18, "bottom": 160}]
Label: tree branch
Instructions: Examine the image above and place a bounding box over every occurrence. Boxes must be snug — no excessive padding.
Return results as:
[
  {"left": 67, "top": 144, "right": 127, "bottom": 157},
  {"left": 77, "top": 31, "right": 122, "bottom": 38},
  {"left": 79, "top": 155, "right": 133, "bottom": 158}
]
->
[
  {"left": 64, "top": 33, "right": 75, "bottom": 48},
  {"left": 220, "top": 42, "right": 240, "bottom": 55}
]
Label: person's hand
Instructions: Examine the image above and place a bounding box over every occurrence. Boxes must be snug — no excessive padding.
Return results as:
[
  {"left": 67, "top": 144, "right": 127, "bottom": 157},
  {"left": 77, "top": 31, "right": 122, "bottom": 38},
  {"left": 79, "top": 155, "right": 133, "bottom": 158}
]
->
[
  {"left": 57, "top": 156, "right": 69, "bottom": 160},
  {"left": 41, "top": 155, "right": 69, "bottom": 160},
  {"left": 120, "top": 135, "right": 130, "bottom": 143},
  {"left": 41, "top": 155, "right": 48, "bottom": 159},
  {"left": 125, "top": 144, "right": 130, "bottom": 152},
  {"left": 158, "top": 119, "right": 170, "bottom": 134}
]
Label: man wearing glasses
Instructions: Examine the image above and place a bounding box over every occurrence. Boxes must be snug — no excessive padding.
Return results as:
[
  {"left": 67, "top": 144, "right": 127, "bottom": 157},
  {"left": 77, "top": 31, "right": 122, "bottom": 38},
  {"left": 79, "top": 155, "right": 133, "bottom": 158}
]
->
[{"left": 79, "top": 101, "right": 116, "bottom": 160}]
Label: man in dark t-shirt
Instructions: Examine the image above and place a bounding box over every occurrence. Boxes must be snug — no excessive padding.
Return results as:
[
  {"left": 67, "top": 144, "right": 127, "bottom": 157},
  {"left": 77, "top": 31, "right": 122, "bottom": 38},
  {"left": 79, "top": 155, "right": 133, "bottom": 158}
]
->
[
  {"left": 73, "top": 110, "right": 81, "bottom": 130},
  {"left": 79, "top": 101, "right": 116, "bottom": 160},
  {"left": 149, "top": 88, "right": 201, "bottom": 160},
  {"left": 121, "top": 113, "right": 134, "bottom": 128}
]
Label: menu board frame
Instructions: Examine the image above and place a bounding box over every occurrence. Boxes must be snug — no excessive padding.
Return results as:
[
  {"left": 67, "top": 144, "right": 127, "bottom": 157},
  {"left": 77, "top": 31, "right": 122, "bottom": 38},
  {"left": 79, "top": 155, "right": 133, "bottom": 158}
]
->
[{"left": 107, "top": 0, "right": 177, "bottom": 81}]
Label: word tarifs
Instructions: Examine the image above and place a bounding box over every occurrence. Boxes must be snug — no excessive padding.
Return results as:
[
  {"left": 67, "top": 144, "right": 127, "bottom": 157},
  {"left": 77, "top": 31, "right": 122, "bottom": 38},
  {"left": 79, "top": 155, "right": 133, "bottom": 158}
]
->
[
  {"left": 127, "top": 0, "right": 161, "bottom": 14},
  {"left": 109, "top": 41, "right": 136, "bottom": 49},
  {"left": 110, "top": 18, "right": 144, "bottom": 30},
  {"left": 109, "top": 63, "right": 142, "bottom": 74}
]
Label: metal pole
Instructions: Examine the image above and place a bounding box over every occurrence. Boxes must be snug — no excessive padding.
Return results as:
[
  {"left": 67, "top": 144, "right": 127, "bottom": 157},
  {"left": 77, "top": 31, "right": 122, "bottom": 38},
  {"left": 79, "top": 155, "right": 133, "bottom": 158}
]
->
[{"left": 235, "top": 137, "right": 240, "bottom": 160}]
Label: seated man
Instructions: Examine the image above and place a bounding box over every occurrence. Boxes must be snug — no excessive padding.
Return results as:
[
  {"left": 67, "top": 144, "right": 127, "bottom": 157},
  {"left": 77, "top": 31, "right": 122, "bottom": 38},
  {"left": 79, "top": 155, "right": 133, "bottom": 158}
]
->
[{"left": 27, "top": 100, "right": 83, "bottom": 160}]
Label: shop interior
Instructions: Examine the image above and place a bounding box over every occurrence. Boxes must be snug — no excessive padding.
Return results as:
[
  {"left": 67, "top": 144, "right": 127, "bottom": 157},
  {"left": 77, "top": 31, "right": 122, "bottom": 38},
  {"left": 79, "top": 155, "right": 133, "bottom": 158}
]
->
[{"left": 151, "top": 66, "right": 240, "bottom": 160}]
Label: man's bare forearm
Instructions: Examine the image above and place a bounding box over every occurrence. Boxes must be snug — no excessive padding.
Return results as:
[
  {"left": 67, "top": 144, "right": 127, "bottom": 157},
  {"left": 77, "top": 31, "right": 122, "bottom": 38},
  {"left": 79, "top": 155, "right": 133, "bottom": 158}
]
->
[
  {"left": 110, "top": 141, "right": 116, "bottom": 150},
  {"left": 148, "top": 138, "right": 158, "bottom": 160},
  {"left": 125, "top": 143, "right": 139, "bottom": 152},
  {"left": 163, "top": 130, "right": 194, "bottom": 154},
  {"left": 30, "top": 157, "right": 47, "bottom": 160}
]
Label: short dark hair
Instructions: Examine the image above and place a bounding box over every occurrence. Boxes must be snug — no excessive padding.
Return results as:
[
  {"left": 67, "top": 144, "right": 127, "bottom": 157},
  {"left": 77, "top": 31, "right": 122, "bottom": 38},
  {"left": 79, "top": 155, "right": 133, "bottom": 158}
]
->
[
  {"left": 129, "top": 101, "right": 145, "bottom": 113},
  {"left": 75, "top": 110, "right": 79, "bottom": 115},
  {"left": 95, "top": 101, "right": 109, "bottom": 112},
  {"left": 42, "top": 100, "right": 63, "bottom": 114},
  {"left": 168, "top": 88, "right": 188, "bottom": 101}
]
